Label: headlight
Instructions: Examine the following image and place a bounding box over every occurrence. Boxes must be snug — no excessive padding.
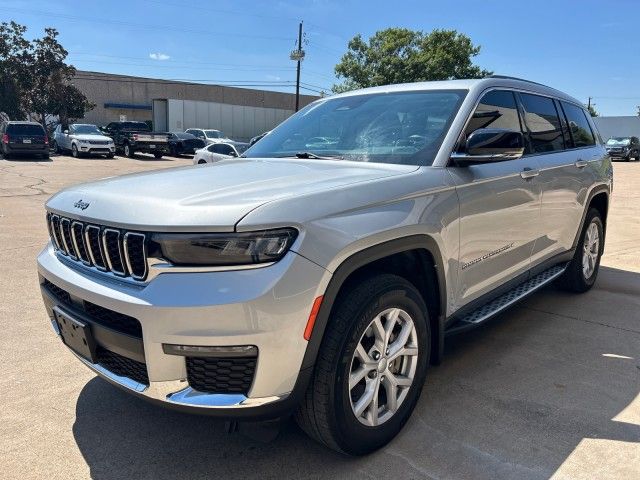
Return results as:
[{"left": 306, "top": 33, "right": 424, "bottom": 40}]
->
[{"left": 149, "top": 228, "right": 298, "bottom": 266}]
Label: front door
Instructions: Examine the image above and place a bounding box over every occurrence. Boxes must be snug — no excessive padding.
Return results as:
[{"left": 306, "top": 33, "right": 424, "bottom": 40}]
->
[{"left": 448, "top": 89, "right": 543, "bottom": 309}]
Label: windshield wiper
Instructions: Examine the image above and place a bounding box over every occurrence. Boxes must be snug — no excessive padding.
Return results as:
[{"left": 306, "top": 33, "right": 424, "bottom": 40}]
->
[{"left": 294, "top": 152, "right": 342, "bottom": 160}]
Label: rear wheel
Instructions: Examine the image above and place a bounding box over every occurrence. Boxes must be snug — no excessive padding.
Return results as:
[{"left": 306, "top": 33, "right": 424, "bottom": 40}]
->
[
  {"left": 295, "top": 274, "right": 430, "bottom": 455},
  {"left": 53, "top": 140, "right": 61, "bottom": 154},
  {"left": 559, "top": 208, "right": 604, "bottom": 292},
  {"left": 153, "top": 152, "right": 163, "bottom": 159}
]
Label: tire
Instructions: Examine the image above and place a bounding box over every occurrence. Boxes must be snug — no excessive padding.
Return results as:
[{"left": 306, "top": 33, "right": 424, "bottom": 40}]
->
[
  {"left": 124, "top": 143, "right": 134, "bottom": 158},
  {"left": 153, "top": 152, "right": 163, "bottom": 159},
  {"left": 197, "top": 159, "right": 206, "bottom": 164},
  {"left": 41, "top": 153, "right": 50, "bottom": 160},
  {"left": 71, "top": 143, "right": 79, "bottom": 158},
  {"left": 53, "top": 140, "right": 61, "bottom": 154},
  {"left": 559, "top": 208, "right": 604, "bottom": 293},
  {"left": 295, "top": 274, "right": 430, "bottom": 455},
  {"left": 106, "top": 152, "right": 115, "bottom": 159}
]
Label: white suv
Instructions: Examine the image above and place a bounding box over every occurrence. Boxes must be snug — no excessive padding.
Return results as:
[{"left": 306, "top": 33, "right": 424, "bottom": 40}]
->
[{"left": 53, "top": 124, "right": 115, "bottom": 158}]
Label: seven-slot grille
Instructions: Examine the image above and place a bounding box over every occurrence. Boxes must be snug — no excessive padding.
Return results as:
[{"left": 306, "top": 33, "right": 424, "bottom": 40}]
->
[{"left": 46, "top": 212, "right": 148, "bottom": 280}]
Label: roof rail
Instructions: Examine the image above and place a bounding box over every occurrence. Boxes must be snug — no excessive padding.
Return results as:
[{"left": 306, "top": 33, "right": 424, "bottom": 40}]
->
[{"left": 487, "top": 75, "right": 552, "bottom": 89}]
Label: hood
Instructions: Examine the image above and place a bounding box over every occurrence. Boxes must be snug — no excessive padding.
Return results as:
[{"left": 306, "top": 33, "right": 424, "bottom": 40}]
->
[
  {"left": 72, "top": 134, "right": 113, "bottom": 142},
  {"left": 46, "top": 158, "right": 419, "bottom": 231}
]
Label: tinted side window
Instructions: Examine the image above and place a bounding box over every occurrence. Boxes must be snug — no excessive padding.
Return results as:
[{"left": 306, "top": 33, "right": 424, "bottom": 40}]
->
[
  {"left": 461, "top": 90, "right": 522, "bottom": 150},
  {"left": 561, "top": 102, "right": 595, "bottom": 147},
  {"left": 519, "top": 93, "right": 565, "bottom": 153},
  {"left": 219, "top": 144, "right": 233, "bottom": 155}
]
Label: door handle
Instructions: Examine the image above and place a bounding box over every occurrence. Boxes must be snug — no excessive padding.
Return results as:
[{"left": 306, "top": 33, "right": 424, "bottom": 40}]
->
[
  {"left": 520, "top": 168, "right": 540, "bottom": 179},
  {"left": 575, "top": 159, "right": 588, "bottom": 168}
]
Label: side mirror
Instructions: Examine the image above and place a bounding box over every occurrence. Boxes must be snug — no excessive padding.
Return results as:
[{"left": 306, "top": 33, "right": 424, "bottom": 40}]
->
[
  {"left": 63, "top": 129, "right": 69, "bottom": 134},
  {"left": 451, "top": 128, "right": 524, "bottom": 166},
  {"left": 229, "top": 151, "right": 238, "bottom": 157}
]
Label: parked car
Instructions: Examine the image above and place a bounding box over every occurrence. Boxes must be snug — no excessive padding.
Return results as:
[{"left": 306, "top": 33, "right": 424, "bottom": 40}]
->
[
  {"left": 250, "top": 130, "right": 270, "bottom": 146},
  {"left": 604, "top": 136, "right": 640, "bottom": 161},
  {"left": 193, "top": 142, "right": 249, "bottom": 164},
  {"left": 167, "top": 132, "right": 206, "bottom": 156},
  {"left": 0, "top": 121, "right": 49, "bottom": 159},
  {"left": 185, "top": 128, "right": 232, "bottom": 144},
  {"left": 101, "top": 121, "right": 169, "bottom": 158},
  {"left": 38, "top": 76, "right": 612, "bottom": 455},
  {"left": 53, "top": 124, "right": 115, "bottom": 158}
]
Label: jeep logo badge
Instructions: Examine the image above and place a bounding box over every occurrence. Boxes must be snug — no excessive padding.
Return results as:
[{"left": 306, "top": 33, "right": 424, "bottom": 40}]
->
[{"left": 73, "top": 199, "right": 90, "bottom": 210}]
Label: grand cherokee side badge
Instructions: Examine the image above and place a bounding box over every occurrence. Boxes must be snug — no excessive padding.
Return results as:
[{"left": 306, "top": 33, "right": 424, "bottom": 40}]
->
[{"left": 74, "top": 199, "right": 90, "bottom": 210}]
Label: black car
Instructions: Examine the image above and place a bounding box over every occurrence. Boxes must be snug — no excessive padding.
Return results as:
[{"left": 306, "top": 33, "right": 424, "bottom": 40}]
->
[
  {"left": 605, "top": 136, "right": 640, "bottom": 161},
  {"left": 101, "top": 121, "right": 170, "bottom": 158},
  {"left": 167, "top": 132, "right": 206, "bottom": 156},
  {"left": 0, "top": 121, "right": 49, "bottom": 159}
]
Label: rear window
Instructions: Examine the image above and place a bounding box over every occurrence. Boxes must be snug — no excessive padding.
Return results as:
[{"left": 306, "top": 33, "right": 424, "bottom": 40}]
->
[
  {"left": 520, "top": 93, "right": 565, "bottom": 153},
  {"left": 7, "top": 124, "right": 45, "bottom": 135},
  {"left": 121, "top": 122, "right": 150, "bottom": 132},
  {"left": 561, "top": 102, "right": 596, "bottom": 147}
]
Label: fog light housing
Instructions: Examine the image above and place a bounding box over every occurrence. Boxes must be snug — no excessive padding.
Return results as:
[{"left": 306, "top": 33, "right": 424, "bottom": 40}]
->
[{"left": 162, "top": 344, "right": 258, "bottom": 357}]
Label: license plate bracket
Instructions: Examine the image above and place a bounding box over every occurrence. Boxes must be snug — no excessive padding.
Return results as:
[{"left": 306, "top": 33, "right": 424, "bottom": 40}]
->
[{"left": 54, "top": 307, "right": 97, "bottom": 363}]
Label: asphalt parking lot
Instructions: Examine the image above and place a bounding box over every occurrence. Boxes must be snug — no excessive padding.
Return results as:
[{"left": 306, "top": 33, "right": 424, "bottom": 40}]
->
[{"left": 0, "top": 153, "right": 638, "bottom": 480}]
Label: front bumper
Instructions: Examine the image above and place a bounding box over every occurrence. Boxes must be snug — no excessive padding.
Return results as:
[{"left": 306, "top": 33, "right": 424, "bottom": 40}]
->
[
  {"left": 38, "top": 243, "right": 328, "bottom": 417},
  {"left": 78, "top": 144, "right": 115, "bottom": 155}
]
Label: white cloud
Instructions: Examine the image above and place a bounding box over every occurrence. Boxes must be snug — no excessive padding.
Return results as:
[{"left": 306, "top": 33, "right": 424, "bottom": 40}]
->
[{"left": 149, "top": 52, "right": 170, "bottom": 61}]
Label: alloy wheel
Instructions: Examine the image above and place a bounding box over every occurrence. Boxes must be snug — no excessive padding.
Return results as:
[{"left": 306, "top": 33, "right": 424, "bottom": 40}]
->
[
  {"left": 349, "top": 307, "right": 418, "bottom": 426},
  {"left": 582, "top": 221, "right": 600, "bottom": 279}
]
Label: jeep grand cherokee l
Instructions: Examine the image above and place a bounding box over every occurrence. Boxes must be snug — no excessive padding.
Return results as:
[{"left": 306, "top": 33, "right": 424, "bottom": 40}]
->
[{"left": 38, "top": 76, "right": 612, "bottom": 455}]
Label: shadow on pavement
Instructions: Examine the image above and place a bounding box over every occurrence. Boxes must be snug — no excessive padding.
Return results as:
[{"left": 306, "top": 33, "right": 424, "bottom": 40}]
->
[{"left": 72, "top": 266, "right": 640, "bottom": 480}]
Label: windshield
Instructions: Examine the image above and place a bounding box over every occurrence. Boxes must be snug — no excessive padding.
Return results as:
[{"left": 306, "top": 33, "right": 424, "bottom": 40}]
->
[
  {"left": 205, "top": 130, "right": 223, "bottom": 138},
  {"left": 72, "top": 124, "right": 102, "bottom": 135},
  {"left": 236, "top": 144, "right": 249, "bottom": 154},
  {"left": 606, "top": 137, "right": 630, "bottom": 146},
  {"left": 244, "top": 90, "right": 467, "bottom": 166}
]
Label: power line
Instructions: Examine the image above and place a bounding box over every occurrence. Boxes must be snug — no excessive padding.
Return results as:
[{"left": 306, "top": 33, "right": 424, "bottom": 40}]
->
[
  {"left": 71, "top": 59, "right": 297, "bottom": 72},
  {"left": 9, "top": 7, "right": 292, "bottom": 42}
]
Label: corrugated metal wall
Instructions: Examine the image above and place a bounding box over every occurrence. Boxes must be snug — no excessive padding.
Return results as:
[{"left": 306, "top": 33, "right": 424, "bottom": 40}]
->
[
  {"left": 164, "top": 99, "right": 293, "bottom": 141},
  {"left": 593, "top": 116, "right": 640, "bottom": 140}
]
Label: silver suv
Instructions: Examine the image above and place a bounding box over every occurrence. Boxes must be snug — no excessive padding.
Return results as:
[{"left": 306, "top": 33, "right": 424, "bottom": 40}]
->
[{"left": 38, "top": 76, "right": 612, "bottom": 455}]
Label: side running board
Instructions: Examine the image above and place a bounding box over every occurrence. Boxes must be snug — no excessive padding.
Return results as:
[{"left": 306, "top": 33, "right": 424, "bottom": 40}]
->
[{"left": 445, "top": 263, "right": 567, "bottom": 335}]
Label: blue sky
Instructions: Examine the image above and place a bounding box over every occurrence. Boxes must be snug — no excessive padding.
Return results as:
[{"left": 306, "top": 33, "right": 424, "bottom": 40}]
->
[{"left": 3, "top": 0, "right": 640, "bottom": 115}]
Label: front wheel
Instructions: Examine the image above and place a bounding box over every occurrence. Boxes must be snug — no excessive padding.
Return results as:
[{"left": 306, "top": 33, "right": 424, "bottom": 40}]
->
[
  {"left": 124, "top": 143, "right": 134, "bottom": 158},
  {"left": 153, "top": 152, "right": 163, "bottom": 159},
  {"left": 559, "top": 208, "right": 604, "bottom": 292},
  {"left": 296, "top": 274, "right": 430, "bottom": 455},
  {"left": 71, "top": 144, "right": 79, "bottom": 158}
]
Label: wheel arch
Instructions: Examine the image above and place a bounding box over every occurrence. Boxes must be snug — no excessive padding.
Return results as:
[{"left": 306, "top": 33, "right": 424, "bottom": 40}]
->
[
  {"left": 572, "top": 186, "right": 610, "bottom": 250},
  {"left": 301, "top": 235, "right": 448, "bottom": 372}
]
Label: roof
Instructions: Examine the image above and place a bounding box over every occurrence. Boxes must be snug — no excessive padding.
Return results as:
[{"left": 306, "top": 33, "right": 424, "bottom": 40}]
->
[{"left": 328, "top": 77, "right": 583, "bottom": 106}]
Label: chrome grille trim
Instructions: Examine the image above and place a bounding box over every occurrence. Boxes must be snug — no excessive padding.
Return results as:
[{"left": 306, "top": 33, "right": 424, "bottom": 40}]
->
[
  {"left": 71, "top": 221, "right": 91, "bottom": 265},
  {"left": 50, "top": 215, "right": 65, "bottom": 253},
  {"left": 123, "top": 232, "right": 148, "bottom": 280},
  {"left": 85, "top": 225, "right": 107, "bottom": 271},
  {"left": 60, "top": 218, "right": 77, "bottom": 259},
  {"left": 102, "top": 228, "right": 127, "bottom": 276},
  {"left": 46, "top": 213, "right": 148, "bottom": 281}
]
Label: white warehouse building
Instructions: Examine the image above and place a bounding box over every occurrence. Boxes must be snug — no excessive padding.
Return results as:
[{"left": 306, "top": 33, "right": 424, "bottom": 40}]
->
[{"left": 152, "top": 99, "right": 293, "bottom": 141}]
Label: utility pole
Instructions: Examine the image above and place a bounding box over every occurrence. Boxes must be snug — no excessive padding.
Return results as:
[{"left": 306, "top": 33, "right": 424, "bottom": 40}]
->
[
  {"left": 290, "top": 21, "right": 305, "bottom": 111},
  {"left": 588, "top": 97, "right": 592, "bottom": 109}
]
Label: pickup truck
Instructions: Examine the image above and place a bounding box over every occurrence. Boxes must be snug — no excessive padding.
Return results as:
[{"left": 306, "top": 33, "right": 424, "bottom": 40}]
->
[{"left": 101, "top": 121, "right": 169, "bottom": 158}]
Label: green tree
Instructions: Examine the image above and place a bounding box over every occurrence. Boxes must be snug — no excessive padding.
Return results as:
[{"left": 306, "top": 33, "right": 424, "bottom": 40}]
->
[
  {"left": 333, "top": 28, "right": 492, "bottom": 93},
  {"left": 587, "top": 103, "right": 599, "bottom": 117},
  {"left": 0, "top": 22, "right": 93, "bottom": 126},
  {"left": 0, "top": 21, "right": 33, "bottom": 120}
]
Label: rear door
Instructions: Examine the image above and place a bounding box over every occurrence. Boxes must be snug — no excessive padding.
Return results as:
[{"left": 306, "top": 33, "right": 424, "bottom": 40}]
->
[
  {"left": 448, "top": 89, "right": 543, "bottom": 308},
  {"left": 533, "top": 100, "right": 602, "bottom": 260},
  {"left": 516, "top": 92, "right": 577, "bottom": 265}
]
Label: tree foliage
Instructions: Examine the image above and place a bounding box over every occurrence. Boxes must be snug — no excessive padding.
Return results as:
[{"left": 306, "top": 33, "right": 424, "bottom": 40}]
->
[
  {"left": 333, "top": 28, "right": 492, "bottom": 93},
  {"left": 587, "top": 103, "right": 599, "bottom": 117},
  {"left": 0, "top": 22, "right": 94, "bottom": 126}
]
